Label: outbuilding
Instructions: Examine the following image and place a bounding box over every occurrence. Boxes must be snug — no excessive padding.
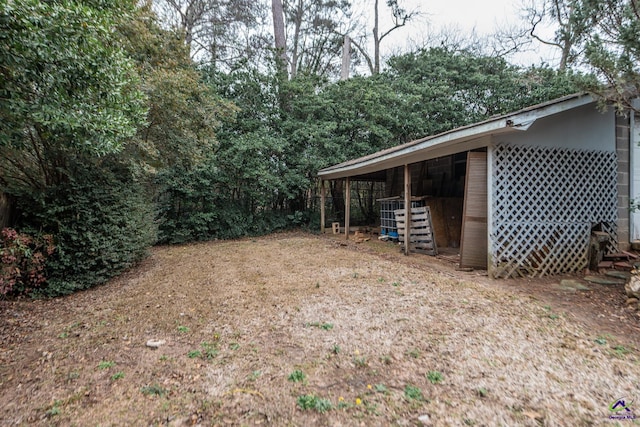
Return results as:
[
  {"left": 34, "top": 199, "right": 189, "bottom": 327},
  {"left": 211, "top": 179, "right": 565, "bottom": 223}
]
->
[{"left": 318, "top": 93, "right": 640, "bottom": 278}]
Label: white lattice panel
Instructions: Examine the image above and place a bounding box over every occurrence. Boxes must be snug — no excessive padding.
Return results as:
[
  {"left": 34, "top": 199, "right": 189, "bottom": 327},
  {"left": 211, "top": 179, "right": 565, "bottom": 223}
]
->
[{"left": 491, "top": 143, "right": 618, "bottom": 278}]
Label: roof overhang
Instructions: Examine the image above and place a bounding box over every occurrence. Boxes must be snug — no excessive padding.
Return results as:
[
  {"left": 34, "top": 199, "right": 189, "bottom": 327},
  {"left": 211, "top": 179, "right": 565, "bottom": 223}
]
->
[{"left": 318, "top": 92, "right": 595, "bottom": 180}]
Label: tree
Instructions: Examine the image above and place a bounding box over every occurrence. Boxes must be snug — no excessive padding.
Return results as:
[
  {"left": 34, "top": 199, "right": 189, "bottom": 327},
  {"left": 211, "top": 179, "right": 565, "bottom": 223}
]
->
[
  {"left": 0, "top": 0, "right": 164, "bottom": 295},
  {"left": 272, "top": 0, "right": 288, "bottom": 76},
  {"left": 521, "top": 0, "right": 588, "bottom": 71},
  {"left": 575, "top": 0, "right": 640, "bottom": 110},
  {"left": 383, "top": 47, "right": 592, "bottom": 135},
  {"left": 284, "top": 0, "right": 353, "bottom": 78},
  {"left": 0, "top": 0, "right": 147, "bottom": 191},
  {"left": 120, "top": 5, "right": 236, "bottom": 170},
  {"left": 154, "top": 0, "right": 269, "bottom": 68},
  {"left": 349, "top": 0, "right": 419, "bottom": 74}
]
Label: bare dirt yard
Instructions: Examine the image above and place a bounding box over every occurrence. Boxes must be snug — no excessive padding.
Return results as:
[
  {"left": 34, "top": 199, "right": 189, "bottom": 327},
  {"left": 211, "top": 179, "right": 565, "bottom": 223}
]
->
[{"left": 2, "top": 232, "right": 640, "bottom": 426}]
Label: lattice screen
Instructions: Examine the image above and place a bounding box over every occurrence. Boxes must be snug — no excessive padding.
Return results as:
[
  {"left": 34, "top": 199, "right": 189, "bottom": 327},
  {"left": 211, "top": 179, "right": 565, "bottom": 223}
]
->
[{"left": 491, "top": 143, "right": 618, "bottom": 278}]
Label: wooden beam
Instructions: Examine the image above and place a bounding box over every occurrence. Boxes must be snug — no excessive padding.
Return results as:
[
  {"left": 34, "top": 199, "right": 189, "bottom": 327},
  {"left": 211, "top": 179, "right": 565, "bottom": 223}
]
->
[
  {"left": 345, "top": 177, "right": 351, "bottom": 240},
  {"left": 320, "top": 180, "right": 326, "bottom": 234},
  {"left": 404, "top": 164, "right": 411, "bottom": 255}
]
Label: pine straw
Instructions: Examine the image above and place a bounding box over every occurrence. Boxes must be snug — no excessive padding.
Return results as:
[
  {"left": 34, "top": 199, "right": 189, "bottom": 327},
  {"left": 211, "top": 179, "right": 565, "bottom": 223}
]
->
[{"left": 1, "top": 233, "right": 638, "bottom": 426}]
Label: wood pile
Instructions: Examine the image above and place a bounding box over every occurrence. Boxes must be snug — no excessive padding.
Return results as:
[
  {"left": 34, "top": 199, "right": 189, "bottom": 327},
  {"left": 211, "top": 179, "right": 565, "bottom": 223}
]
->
[{"left": 598, "top": 251, "right": 639, "bottom": 271}]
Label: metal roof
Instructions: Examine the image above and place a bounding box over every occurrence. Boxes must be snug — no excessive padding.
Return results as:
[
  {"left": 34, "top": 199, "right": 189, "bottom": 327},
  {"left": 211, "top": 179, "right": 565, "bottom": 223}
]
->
[{"left": 317, "top": 92, "right": 595, "bottom": 180}]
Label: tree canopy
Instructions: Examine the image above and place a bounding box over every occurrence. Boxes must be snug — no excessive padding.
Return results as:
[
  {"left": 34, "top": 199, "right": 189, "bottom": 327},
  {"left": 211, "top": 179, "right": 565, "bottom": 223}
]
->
[{"left": 0, "top": 0, "right": 147, "bottom": 189}]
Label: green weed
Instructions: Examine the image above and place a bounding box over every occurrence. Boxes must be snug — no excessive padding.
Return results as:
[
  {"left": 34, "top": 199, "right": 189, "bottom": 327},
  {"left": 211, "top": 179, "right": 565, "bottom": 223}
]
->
[
  {"left": 248, "top": 370, "right": 261, "bottom": 381},
  {"left": 595, "top": 337, "right": 607, "bottom": 345},
  {"left": 187, "top": 350, "right": 202, "bottom": 359},
  {"left": 141, "top": 383, "right": 167, "bottom": 397},
  {"left": 188, "top": 341, "right": 218, "bottom": 360},
  {"left": 111, "top": 371, "right": 125, "bottom": 381},
  {"left": 296, "top": 395, "right": 333, "bottom": 413},
  {"left": 353, "top": 356, "right": 368, "bottom": 368},
  {"left": 427, "top": 370, "right": 443, "bottom": 384},
  {"left": 45, "top": 400, "right": 62, "bottom": 417},
  {"left": 374, "top": 383, "right": 389, "bottom": 394},
  {"left": 407, "top": 348, "right": 421, "bottom": 359},
  {"left": 404, "top": 385, "right": 424, "bottom": 401},
  {"left": 613, "top": 345, "right": 631, "bottom": 357},
  {"left": 288, "top": 369, "right": 306, "bottom": 383},
  {"left": 305, "top": 321, "right": 334, "bottom": 330},
  {"left": 97, "top": 360, "right": 115, "bottom": 370}
]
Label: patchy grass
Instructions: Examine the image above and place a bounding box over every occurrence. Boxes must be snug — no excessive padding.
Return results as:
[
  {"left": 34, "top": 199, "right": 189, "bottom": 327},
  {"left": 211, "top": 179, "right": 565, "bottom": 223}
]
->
[{"left": 0, "top": 233, "right": 639, "bottom": 426}]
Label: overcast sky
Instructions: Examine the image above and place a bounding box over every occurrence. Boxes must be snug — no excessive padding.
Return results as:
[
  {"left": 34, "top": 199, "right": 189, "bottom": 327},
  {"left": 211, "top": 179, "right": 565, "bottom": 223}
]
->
[{"left": 355, "top": 0, "right": 560, "bottom": 68}]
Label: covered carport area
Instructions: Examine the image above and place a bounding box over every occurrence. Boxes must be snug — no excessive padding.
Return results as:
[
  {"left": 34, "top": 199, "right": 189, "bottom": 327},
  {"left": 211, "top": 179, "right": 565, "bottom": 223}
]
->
[{"left": 317, "top": 93, "right": 617, "bottom": 276}]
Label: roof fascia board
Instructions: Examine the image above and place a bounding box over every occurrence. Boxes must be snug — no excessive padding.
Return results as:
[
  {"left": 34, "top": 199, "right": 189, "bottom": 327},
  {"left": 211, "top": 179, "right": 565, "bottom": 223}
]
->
[{"left": 318, "top": 120, "right": 507, "bottom": 179}]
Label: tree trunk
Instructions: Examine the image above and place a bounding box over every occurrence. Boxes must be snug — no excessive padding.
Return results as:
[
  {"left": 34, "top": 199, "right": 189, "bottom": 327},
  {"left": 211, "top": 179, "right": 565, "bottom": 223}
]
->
[
  {"left": 340, "top": 35, "right": 351, "bottom": 80},
  {"left": 373, "top": 0, "right": 380, "bottom": 74},
  {"left": 290, "top": 0, "right": 304, "bottom": 79},
  {"left": 330, "top": 180, "right": 344, "bottom": 220},
  {"left": 0, "top": 192, "right": 15, "bottom": 229},
  {"left": 272, "top": 0, "right": 288, "bottom": 77}
]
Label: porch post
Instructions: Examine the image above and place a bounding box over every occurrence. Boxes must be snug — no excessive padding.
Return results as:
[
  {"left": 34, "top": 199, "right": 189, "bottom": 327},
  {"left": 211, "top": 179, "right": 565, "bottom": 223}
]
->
[
  {"left": 320, "top": 180, "right": 326, "bottom": 234},
  {"left": 404, "top": 164, "right": 411, "bottom": 255},
  {"left": 345, "top": 177, "right": 351, "bottom": 240}
]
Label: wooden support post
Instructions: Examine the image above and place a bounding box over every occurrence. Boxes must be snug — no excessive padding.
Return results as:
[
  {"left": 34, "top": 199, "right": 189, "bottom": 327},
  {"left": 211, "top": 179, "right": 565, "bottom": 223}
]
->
[
  {"left": 404, "top": 164, "right": 411, "bottom": 255},
  {"left": 320, "top": 180, "right": 326, "bottom": 234},
  {"left": 345, "top": 177, "right": 351, "bottom": 240}
]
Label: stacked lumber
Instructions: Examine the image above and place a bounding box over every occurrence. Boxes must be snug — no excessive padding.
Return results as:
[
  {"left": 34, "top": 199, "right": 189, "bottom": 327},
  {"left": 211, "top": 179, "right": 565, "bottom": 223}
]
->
[
  {"left": 598, "top": 251, "right": 639, "bottom": 271},
  {"left": 394, "top": 207, "right": 437, "bottom": 256}
]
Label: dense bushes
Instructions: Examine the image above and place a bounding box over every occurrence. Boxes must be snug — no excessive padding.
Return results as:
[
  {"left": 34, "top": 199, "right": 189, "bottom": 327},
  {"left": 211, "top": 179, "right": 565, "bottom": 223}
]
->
[
  {"left": 155, "top": 164, "right": 290, "bottom": 244},
  {"left": 14, "top": 162, "right": 156, "bottom": 296}
]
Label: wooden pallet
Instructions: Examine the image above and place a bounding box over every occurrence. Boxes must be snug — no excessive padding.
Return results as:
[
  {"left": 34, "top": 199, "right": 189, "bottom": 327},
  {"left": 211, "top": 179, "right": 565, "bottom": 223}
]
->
[{"left": 394, "top": 207, "right": 437, "bottom": 256}]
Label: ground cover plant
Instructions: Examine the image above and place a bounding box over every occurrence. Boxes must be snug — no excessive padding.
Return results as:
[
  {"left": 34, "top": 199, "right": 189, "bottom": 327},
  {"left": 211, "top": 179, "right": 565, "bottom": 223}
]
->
[{"left": 1, "top": 233, "right": 639, "bottom": 425}]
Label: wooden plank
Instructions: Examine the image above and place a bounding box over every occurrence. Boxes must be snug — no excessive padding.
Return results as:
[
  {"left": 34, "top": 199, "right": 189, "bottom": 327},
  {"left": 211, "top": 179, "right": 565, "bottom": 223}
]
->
[
  {"left": 614, "top": 261, "right": 633, "bottom": 270},
  {"left": 598, "top": 260, "right": 614, "bottom": 268},
  {"left": 404, "top": 164, "right": 411, "bottom": 256},
  {"left": 395, "top": 206, "right": 437, "bottom": 256},
  {"left": 320, "top": 180, "right": 326, "bottom": 234},
  {"left": 460, "top": 152, "right": 488, "bottom": 269},
  {"left": 345, "top": 177, "right": 350, "bottom": 240},
  {"left": 604, "top": 252, "right": 631, "bottom": 260}
]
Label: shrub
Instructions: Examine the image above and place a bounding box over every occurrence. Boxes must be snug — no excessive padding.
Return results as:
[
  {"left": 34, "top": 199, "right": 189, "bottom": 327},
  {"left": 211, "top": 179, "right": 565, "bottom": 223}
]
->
[
  {"left": 155, "top": 164, "right": 292, "bottom": 244},
  {"left": 15, "top": 160, "right": 156, "bottom": 296},
  {"left": 0, "top": 228, "right": 55, "bottom": 295}
]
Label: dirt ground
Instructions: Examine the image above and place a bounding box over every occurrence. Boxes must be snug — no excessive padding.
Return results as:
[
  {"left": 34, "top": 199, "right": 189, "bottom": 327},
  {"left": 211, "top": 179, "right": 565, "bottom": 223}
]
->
[{"left": 1, "top": 232, "right": 640, "bottom": 426}]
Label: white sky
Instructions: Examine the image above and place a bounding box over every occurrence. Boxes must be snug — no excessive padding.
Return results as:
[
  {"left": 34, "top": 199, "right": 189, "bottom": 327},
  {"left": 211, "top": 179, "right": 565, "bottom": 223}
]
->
[{"left": 356, "top": 0, "right": 561, "bottom": 69}]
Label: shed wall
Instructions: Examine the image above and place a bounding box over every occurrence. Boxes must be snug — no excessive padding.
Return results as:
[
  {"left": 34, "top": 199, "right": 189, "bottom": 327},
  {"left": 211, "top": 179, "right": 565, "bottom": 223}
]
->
[
  {"left": 630, "top": 105, "right": 640, "bottom": 241},
  {"left": 617, "top": 113, "right": 631, "bottom": 249},
  {"left": 494, "top": 104, "right": 616, "bottom": 152}
]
